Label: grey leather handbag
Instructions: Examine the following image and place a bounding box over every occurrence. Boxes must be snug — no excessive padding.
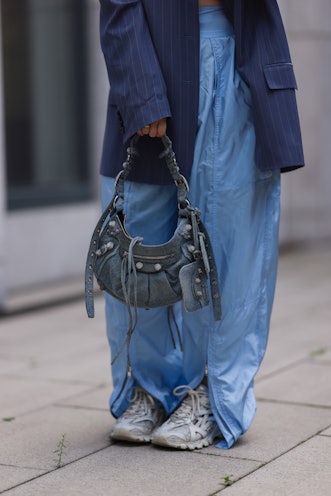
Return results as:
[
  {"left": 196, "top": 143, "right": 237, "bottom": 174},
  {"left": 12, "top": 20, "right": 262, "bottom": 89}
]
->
[{"left": 85, "top": 135, "right": 221, "bottom": 324}]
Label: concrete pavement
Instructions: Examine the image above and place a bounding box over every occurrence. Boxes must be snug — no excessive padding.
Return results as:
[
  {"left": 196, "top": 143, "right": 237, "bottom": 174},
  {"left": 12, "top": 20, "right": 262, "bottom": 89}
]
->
[{"left": 0, "top": 243, "right": 330, "bottom": 495}]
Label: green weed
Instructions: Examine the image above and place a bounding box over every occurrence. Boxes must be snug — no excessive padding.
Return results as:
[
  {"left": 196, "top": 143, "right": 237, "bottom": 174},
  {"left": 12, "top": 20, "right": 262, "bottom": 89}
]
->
[
  {"left": 310, "top": 347, "right": 327, "bottom": 357},
  {"left": 222, "top": 474, "right": 235, "bottom": 486},
  {"left": 53, "top": 433, "right": 68, "bottom": 468}
]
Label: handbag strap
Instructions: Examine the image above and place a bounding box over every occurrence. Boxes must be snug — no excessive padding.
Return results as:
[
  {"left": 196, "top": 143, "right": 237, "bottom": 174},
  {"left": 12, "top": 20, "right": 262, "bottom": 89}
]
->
[
  {"left": 198, "top": 219, "right": 222, "bottom": 321},
  {"left": 85, "top": 191, "right": 117, "bottom": 318},
  {"left": 114, "top": 134, "right": 189, "bottom": 207}
]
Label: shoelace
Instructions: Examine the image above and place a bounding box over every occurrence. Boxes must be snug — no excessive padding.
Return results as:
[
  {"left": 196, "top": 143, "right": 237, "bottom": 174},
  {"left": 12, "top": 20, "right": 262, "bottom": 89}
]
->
[
  {"left": 126, "top": 387, "right": 156, "bottom": 416},
  {"left": 172, "top": 385, "right": 208, "bottom": 423}
]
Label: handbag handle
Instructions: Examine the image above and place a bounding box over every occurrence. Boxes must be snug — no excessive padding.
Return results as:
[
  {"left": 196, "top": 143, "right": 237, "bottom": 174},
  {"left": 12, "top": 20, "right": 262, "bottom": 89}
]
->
[{"left": 114, "top": 134, "right": 190, "bottom": 207}]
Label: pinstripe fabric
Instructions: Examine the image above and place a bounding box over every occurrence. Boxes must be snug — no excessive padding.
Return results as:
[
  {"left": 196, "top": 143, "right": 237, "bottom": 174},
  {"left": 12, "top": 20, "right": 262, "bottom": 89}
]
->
[
  {"left": 225, "top": 0, "right": 305, "bottom": 171},
  {"left": 99, "top": 0, "right": 304, "bottom": 184},
  {"left": 99, "top": 0, "right": 199, "bottom": 184}
]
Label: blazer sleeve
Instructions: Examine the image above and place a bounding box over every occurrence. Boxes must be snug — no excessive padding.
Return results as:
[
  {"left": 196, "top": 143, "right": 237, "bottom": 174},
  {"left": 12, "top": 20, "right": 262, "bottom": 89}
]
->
[{"left": 99, "top": 0, "right": 171, "bottom": 141}]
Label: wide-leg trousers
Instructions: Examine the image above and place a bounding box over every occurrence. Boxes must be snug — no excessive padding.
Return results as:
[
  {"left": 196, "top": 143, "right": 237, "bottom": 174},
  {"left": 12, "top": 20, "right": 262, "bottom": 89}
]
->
[{"left": 101, "top": 6, "right": 281, "bottom": 449}]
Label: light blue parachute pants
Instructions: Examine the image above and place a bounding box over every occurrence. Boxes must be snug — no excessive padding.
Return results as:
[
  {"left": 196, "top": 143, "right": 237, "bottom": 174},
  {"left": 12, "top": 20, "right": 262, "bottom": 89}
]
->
[{"left": 101, "top": 6, "right": 281, "bottom": 449}]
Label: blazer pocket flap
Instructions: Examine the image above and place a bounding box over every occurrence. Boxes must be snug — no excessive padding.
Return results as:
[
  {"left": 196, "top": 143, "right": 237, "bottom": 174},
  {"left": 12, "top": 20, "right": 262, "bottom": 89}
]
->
[{"left": 263, "top": 63, "right": 298, "bottom": 90}]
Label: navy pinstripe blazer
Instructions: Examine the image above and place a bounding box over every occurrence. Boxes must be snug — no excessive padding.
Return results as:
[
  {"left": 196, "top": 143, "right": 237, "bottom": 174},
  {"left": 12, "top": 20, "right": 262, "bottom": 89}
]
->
[{"left": 99, "top": 0, "right": 304, "bottom": 184}]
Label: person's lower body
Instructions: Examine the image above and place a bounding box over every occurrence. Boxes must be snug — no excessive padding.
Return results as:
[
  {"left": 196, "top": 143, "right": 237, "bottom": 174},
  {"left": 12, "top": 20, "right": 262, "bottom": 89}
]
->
[{"left": 102, "top": 6, "right": 281, "bottom": 450}]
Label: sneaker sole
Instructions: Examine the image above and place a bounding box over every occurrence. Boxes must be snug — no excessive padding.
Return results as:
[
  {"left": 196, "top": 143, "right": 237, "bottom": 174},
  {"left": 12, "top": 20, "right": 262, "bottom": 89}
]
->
[
  {"left": 152, "top": 427, "right": 221, "bottom": 451},
  {"left": 110, "top": 428, "right": 152, "bottom": 443}
]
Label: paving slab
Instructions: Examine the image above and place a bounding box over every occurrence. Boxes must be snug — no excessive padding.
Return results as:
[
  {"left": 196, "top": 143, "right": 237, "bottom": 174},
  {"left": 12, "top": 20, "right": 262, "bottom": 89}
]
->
[
  {"left": 256, "top": 361, "right": 331, "bottom": 407},
  {"left": 271, "top": 248, "right": 331, "bottom": 330},
  {"left": 0, "top": 299, "right": 105, "bottom": 361},
  {"left": 57, "top": 385, "right": 111, "bottom": 411},
  {"left": 0, "top": 377, "right": 93, "bottom": 418},
  {"left": 200, "top": 400, "right": 331, "bottom": 462},
  {"left": 0, "top": 465, "right": 45, "bottom": 493},
  {"left": 271, "top": 282, "right": 331, "bottom": 326},
  {"left": 274, "top": 247, "right": 331, "bottom": 309},
  {"left": 0, "top": 346, "right": 111, "bottom": 386},
  {"left": 0, "top": 406, "right": 112, "bottom": 471},
  {"left": 258, "top": 307, "right": 331, "bottom": 379},
  {"left": 255, "top": 247, "right": 331, "bottom": 379},
  {"left": 0, "top": 298, "right": 110, "bottom": 385},
  {"left": 312, "top": 346, "right": 331, "bottom": 365},
  {"left": 1, "top": 444, "right": 260, "bottom": 496},
  {"left": 218, "top": 435, "right": 331, "bottom": 496},
  {"left": 0, "top": 355, "right": 31, "bottom": 376},
  {"left": 320, "top": 427, "right": 331, "bottom": 436}
]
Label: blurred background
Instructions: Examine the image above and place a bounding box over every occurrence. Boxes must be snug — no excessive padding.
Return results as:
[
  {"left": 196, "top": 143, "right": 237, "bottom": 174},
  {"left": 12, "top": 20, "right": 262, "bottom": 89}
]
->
[{"left": 0, "top": 0, "right": 330, "bottom": 313}]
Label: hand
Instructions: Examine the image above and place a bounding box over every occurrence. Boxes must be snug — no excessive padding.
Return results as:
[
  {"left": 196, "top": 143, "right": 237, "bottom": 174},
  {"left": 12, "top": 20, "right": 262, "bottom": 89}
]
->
[{"left": 137, "top": 118, "right": 167, "bottom": 138}]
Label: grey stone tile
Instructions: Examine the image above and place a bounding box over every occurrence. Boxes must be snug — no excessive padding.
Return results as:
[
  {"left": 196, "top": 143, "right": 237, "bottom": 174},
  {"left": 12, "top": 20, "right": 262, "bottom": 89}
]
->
[
  {"left": 0, "top": 406, "right": 112, "bottom": 471},
  {"left": 200, "top": 400, "right": 331, "bottom": 463},
  {"left": 57, "top": 385, "right": 110, "bottom": 411},
  {"left": 0, "top": 377, "right": 92, "bottom": 418},
  {"left": 0, "top": 297, "right": 110, "bottom": 385},
  {"left": 272, "top": 251, "right": 331, "bottom": 324},
  {"left": 1, "top": 445, "right": 260, "bottom": 496},
  {"left": 312, "top": 347, "right": 331, "bottom": 365},
  {"left": 1, "top": 347, "right": 111, "bottom": 386},
  {"left": 0, "top": 465, "right": 45, "bottom": 493},
  {"left": 219, "top": 436, "right": 331, "bottom": 496},
  {"left": 0, "top": 355, "right": 31, "bottom": 376},
  {"left": 258, "top": 310, "right": 331, "bottom": 379},
  {"left": 0, "top": 299, "right": 106, "bottom": 361},
  {"left": 256, "top": 247, "right": 331, "bottom": 378},
  {"left": 256, "top": 361, "right": 331, "bottom": 407},
  {"left": 320, "top": 427, "right": 331, "bottom": 437}
]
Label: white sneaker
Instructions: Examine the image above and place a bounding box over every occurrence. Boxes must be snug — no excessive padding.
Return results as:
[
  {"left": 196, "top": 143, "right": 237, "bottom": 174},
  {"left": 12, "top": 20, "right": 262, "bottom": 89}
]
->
[
  {"left": 152, "top": 385, "right": 221, "bottom": 450},
  {"left": 109, "top": 387, "right": 165, "bottom": 443}
]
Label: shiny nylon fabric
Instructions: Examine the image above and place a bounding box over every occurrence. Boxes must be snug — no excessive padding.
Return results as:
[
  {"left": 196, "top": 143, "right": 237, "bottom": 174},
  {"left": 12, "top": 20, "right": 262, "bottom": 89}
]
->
[{"left": 101, "top": 6, "right": 281, "bottom": 449}]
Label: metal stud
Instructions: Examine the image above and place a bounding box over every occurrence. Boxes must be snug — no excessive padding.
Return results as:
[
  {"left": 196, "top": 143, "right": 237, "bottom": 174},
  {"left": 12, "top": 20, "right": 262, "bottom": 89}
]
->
[
  {"left": 195, "top": 278, "right": 201, "bottom": 284},
  {"left": 136, "top": 261, "right": 144, "bottom": 270},
  {"left": 188, "top": 245, "right": 195, "bottom": 253},
  {"left": 109, "top": 220, "right": 116, "bottom": 228},
  {"left": 154, "top": 263, "right": 162, "bottom": 271}
]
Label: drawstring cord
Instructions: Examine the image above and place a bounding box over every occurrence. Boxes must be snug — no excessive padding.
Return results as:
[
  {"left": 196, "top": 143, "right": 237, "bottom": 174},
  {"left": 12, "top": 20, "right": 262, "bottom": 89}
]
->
[
  {"left": 111, "top": 234, "right": 184, "bottom": 373},
  {"left": 111, "top": 236, "right": 143, "bottom": 371},
  {"left": 167, "top": 305, "right": 183, "bottom": 352}
]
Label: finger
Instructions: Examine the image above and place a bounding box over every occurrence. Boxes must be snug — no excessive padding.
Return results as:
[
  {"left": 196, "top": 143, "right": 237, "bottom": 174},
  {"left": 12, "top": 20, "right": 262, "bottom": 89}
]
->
[
  {"left": 156, "top": 119, "right": 167, "bottom": 137},
  {"left": 148, "top": 122, "right": 158, "bottom": 138},
  {"left": 142, "top": 125, "right": 151, "bottom": 135}
]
